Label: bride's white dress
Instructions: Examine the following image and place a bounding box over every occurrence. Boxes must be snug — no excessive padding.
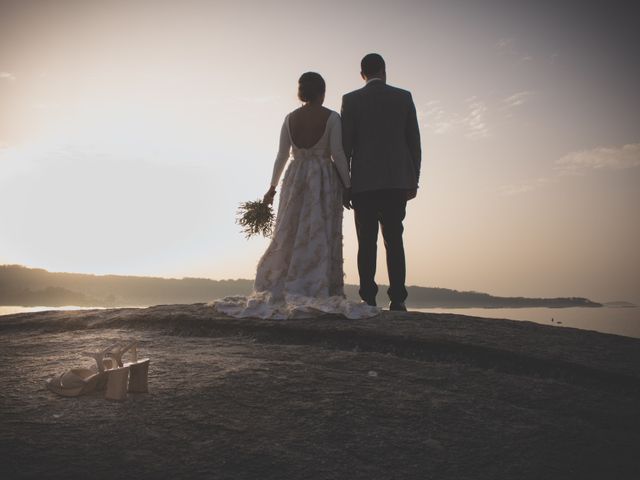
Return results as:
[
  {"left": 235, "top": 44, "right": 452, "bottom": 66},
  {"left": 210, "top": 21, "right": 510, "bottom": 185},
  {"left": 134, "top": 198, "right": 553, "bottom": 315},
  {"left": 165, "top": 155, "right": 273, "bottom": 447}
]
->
[{"left": 211, "top": 110, "right": 380, "bottom": 319}]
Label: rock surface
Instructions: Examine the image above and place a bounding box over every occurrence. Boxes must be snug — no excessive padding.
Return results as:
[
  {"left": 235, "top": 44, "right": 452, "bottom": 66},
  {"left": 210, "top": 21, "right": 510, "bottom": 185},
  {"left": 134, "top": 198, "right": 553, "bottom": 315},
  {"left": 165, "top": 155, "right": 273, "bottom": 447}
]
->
[{"left": 1, "top": 304, "right": 639, "bottom": 479}]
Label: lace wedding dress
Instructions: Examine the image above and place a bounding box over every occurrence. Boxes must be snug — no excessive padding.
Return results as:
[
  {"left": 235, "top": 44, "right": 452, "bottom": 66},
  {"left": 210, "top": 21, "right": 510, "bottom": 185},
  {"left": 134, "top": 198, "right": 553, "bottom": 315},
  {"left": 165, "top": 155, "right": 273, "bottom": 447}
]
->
[{"left": 211, "top": 111, "right": 380, "bottom": 319}]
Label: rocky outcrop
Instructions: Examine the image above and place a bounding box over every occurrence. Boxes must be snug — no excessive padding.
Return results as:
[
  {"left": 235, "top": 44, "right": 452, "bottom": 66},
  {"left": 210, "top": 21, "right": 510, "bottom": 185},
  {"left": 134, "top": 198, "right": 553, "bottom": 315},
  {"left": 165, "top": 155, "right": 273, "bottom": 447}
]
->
[{"left": 1, "top": 305, "right": 638, "bottom": 479}]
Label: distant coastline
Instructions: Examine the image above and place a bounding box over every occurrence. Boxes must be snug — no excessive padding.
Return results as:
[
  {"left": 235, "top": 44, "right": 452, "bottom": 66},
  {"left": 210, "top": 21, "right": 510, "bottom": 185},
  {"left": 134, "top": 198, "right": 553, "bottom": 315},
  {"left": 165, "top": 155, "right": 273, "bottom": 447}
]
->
[
  {"left": 604, "top": 301, "right": 637, "bottom": 308},
  {"left": 0, "top": 265, "right": 605, "bottom": 309}
]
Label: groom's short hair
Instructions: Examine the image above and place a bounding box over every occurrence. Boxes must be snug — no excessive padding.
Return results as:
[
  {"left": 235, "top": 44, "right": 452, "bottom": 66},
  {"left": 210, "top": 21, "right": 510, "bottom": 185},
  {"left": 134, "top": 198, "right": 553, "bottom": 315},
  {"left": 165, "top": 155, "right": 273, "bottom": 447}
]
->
[{"left": 361, "top": 53, "right": 385, "bottom": 77}]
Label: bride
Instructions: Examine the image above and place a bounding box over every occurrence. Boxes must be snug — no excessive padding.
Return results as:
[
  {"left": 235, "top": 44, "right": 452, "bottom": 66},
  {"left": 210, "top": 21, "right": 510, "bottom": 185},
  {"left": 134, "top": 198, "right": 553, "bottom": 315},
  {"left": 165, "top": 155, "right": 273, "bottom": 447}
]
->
[{"left": 212, "top": 72, "right": 380, "bottom": 319}]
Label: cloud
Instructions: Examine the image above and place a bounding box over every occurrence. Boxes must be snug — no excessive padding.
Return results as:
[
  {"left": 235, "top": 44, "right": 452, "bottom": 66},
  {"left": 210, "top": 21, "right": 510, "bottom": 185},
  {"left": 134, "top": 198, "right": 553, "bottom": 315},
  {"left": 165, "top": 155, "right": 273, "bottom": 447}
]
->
[
  {"left": 463, "top": 97, "right": 489, "bottom": 139},
  {"left": 499, "top": 143, "right": 640, "bottom": 195},
  {"left": 556, "top": 143, "right": 640, "bottom": 174},
  {"left": 420, "top": 98, "right": 490, "bottom": 139},
  {"left": 498, "top": 177, "right": 557, "bottom": 196},
  {"left": 496, "top": 38, "right": 534, "bottom": 64},
  {"left": 0, "top": 72, "right": 16, "bottom": 81},
  {"left": 496, "top": 38, "right": 515, "bottom": 54},
  {"left": 419, "top": 101, "right": 457, "bottom": 135},
  {"left": 503, "top": 91, "right": 534, "bottom": 108}
]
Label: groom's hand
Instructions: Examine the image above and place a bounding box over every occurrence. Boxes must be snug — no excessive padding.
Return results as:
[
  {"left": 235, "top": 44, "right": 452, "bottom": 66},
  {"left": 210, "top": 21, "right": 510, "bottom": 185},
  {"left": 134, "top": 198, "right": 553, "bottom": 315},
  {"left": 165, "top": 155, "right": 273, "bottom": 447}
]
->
[
  {"left": 406, "top": 188, "right": 417, "bottom": 201},
  {"left": 343, "top": 187, "right": 352, "bottom": 210}
]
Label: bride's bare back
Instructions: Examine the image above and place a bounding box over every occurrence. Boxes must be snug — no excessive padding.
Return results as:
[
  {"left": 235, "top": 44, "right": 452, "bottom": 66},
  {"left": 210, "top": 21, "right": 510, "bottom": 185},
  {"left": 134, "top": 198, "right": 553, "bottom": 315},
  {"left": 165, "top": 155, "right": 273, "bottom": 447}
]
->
[{"left": 288, "top": 105, "right": 333, "bottom": 148}]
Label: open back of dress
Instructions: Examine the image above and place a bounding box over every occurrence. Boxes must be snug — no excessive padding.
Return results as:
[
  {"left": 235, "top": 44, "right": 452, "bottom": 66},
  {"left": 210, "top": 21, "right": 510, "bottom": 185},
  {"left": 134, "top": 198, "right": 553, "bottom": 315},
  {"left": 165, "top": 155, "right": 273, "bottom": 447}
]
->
[{"left": 211, "top": 111, "right": 379, "bottom": 319}]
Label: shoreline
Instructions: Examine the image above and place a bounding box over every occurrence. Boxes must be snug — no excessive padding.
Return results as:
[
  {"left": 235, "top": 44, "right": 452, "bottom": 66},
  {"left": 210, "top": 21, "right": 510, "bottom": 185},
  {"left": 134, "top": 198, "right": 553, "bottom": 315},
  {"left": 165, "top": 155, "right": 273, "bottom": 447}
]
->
[{"left": 3, "top": 303, "right": 639, "bottom": 339}]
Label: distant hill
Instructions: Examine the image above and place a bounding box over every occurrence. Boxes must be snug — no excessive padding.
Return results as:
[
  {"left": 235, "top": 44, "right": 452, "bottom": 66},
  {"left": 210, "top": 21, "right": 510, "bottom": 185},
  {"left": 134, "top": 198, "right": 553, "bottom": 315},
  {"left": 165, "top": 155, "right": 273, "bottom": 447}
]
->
[{"left": 0, "top": 265, "right": 603, "bottom": 309}]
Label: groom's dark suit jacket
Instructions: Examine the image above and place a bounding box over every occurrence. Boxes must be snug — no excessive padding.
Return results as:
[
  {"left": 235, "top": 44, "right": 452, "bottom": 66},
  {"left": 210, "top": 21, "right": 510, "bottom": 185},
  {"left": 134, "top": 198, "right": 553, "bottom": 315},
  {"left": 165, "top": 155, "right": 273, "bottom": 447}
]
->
[{"left": 341, "top": 80, "right": 421, "bottom": 194}]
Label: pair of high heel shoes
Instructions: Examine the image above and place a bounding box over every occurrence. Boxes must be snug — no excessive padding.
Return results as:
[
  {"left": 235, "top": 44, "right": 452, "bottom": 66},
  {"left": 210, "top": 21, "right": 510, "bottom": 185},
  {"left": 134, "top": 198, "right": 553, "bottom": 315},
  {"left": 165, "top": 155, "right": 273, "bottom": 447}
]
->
[{"left": 46, "top": 341, "right": 149, "bottom": 401}]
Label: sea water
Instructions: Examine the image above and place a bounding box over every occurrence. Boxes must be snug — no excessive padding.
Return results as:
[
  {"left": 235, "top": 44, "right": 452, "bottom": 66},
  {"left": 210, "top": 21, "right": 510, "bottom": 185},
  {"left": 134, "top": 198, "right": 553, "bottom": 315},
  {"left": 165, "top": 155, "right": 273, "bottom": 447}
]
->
[{"left": 414, "top": 306, "right": 640, "bottom": 339}]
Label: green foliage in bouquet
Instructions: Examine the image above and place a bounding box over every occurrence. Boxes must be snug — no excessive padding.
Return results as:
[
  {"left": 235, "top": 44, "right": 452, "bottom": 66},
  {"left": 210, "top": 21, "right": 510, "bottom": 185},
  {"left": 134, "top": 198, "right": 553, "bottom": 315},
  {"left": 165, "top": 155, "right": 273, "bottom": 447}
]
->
[{"left": 236, "top": 200, "right": 275, "bottom": 239}]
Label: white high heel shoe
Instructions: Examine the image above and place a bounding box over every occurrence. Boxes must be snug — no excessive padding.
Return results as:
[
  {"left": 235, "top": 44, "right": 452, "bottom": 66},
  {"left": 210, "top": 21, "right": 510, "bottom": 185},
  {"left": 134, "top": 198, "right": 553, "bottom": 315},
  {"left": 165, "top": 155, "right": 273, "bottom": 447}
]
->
[
  {"left": 46, "top": 347, "right": 114, "bottom": 397},
  {"left": 108, "top": 341, "right": 150, "bottom": 393},
  {"left": 104, "top": 364, "right": 130, "bottom": 401}
]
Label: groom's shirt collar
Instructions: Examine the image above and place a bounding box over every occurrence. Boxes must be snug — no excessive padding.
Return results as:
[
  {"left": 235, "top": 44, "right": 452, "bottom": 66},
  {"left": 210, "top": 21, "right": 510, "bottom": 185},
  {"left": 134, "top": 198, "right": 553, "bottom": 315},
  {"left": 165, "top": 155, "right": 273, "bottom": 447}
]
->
[{"left": 366, "top": 77, "right": 384, "bottom": 85}]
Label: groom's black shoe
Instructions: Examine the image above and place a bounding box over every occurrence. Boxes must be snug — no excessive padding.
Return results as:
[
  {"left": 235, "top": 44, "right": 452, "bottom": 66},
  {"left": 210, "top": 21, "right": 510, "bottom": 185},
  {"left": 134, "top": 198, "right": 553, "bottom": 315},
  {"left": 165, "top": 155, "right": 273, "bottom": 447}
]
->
[
  {"left": 389, "top": 302, "right": 407, "bottom": 312},
  {"left": 362, "top": 297, "right": 377, "bottom": 307}
]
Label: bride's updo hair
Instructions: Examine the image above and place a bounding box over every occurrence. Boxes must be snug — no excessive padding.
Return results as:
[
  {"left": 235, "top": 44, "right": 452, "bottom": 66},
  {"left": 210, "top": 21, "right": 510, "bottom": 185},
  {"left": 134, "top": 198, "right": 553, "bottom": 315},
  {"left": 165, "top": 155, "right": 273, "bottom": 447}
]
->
[{"left": 298, "top": 72, "right": 326, "bottom": 103}]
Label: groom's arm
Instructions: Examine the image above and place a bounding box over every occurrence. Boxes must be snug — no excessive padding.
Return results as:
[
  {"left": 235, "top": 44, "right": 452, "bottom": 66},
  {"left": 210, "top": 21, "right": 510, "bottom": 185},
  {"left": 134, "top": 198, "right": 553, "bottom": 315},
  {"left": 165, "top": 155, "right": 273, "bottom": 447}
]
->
[
  {"left": 340, "top": 94, "right": 355, "bottom": 170},
  {"left": 405, "top": 92, "right": 422, "bottom": 187}
]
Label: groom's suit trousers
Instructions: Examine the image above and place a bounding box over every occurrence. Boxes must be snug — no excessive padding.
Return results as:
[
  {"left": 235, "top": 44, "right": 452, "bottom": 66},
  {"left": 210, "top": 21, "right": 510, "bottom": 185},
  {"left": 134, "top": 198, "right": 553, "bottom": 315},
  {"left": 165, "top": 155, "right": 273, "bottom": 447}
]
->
[{"left": 352, "top": 189, "right": 408, "bottom": 304}]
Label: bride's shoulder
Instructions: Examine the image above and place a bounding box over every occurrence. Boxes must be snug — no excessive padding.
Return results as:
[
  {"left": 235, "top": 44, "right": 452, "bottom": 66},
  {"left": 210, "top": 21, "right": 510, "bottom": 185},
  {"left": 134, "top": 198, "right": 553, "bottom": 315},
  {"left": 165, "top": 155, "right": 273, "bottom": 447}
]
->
[
  {"left": 288, "top": 106, "right": 306, "bottom": 118},
  {"left": 324, "top": 108, "right": 340, "bottom": 121},
  {"left": 283, "top": 109, "right": 296, "bottom": 124}
]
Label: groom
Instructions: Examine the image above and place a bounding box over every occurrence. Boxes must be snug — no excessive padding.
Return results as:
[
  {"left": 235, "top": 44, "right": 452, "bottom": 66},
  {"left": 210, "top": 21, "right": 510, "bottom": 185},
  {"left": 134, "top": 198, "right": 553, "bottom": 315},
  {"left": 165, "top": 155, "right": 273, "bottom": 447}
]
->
[{"left": 341, "top": 53, "right": 422, "bottom": 311}]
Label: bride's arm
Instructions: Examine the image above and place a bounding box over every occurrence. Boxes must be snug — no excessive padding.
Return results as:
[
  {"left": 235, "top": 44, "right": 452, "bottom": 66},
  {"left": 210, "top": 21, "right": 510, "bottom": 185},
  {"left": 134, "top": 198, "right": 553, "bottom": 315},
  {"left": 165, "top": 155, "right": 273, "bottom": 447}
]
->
[
  {"left": 264, "top": 116, "right": 292, "bottom": 204},
  {"left": 329, "top": 114, "right": 351, "bottom": 189},
  {"left": 269, "top": 116, "right": 292, "bottom": 188}
]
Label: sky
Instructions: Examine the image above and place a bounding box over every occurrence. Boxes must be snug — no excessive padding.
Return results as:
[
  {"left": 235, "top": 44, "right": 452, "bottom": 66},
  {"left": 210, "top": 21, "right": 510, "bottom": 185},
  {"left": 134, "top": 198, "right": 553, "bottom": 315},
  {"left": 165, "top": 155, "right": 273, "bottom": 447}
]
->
[{"left": 1, "top": 0, "right": 639, "bottom": 303}]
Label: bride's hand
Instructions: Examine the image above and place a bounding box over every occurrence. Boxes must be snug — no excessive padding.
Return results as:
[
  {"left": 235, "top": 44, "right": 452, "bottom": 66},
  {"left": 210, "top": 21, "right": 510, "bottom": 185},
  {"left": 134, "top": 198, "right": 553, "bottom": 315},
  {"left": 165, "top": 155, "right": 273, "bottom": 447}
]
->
[
  {"left": 342, "top": 187, "right": 352, "bottom": 210},
  {"left": 263, "top": 186, "right": 277, "bottom": 205}
]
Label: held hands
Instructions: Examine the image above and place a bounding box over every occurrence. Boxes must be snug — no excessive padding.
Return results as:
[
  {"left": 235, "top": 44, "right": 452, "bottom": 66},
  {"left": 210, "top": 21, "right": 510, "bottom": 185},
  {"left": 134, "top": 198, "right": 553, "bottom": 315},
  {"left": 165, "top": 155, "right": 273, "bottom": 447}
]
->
[
  {"left": 342, "top": 187, "right": 352, "bottom": 210},
  {"left": 406, "top": 188, "right": 418, "bottom": 201},
  {"left": 263, "top": 186, "right": 277, "bottom": 205}
]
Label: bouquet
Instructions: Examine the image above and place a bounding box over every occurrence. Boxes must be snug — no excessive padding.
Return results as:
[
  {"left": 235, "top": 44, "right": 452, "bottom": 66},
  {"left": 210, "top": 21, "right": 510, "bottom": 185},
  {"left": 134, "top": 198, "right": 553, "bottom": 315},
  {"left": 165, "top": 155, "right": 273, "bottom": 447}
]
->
[{"left": 236, "top": 199, "right": 275, "bottom": 239}]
